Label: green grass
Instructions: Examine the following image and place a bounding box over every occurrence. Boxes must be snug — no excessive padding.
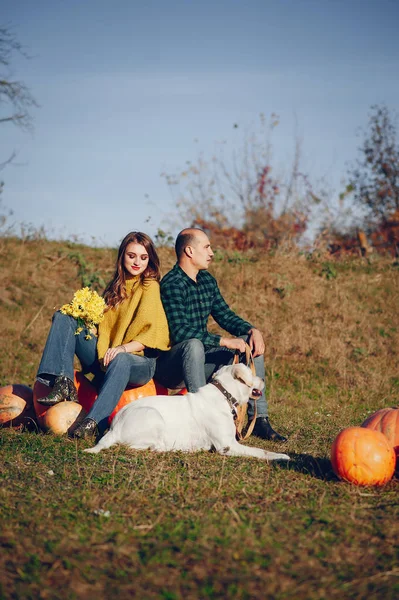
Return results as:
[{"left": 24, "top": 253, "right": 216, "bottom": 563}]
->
[
  {"left": 0, "top": 236, "right": 398, "bottom": 598},
  {"left": 0, "top": 430, "right": 398, "bottom": 599}
]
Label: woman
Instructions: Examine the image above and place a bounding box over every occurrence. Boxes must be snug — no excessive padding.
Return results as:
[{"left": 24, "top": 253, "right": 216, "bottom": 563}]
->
[{"left": 36, "top": 231, "right": 170, "bottom": 439}]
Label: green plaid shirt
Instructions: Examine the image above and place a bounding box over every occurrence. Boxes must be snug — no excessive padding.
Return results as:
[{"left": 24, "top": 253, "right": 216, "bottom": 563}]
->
[{"left": 160, "top": 264, "right": 253, "bottom": 348}]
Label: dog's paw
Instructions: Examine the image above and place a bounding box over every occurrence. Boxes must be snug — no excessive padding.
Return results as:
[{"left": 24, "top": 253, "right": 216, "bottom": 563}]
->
[{"left": 265, "top": 451, "right": 290, "bottom": 461}]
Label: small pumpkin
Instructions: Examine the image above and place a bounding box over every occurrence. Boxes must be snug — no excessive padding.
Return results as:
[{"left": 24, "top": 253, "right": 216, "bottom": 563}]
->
[
  {"left": 331, "top": 426, "right": 395, "bottom": 486},
  {"left": 0, "top": 384, "right": 35, "bottom": 428},
  {"left": 33, "top": 373, "right": 96, "bottom": 429},
  {"left": 361, "top": 407, "right": 399, "bottom": 462},
  {"left": 42, "top": 401, "right": 87, "bottom": 435}
]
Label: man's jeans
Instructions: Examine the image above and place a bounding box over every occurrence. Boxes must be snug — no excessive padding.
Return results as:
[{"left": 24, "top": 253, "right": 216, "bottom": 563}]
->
[
  {"left": 154, "top": 338, "right": 268, "bottom": 418},
  {"left": 37, "top": 311, "right": 156, "bottom": 433}
]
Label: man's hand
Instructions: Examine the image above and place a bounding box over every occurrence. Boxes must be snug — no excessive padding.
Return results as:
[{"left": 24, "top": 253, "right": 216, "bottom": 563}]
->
[
  {"left": 220, "top": 337, "right": 247, "bottom": 353},
  {"left": 248, "top": 328, "right": 265, "bottom": 357}
]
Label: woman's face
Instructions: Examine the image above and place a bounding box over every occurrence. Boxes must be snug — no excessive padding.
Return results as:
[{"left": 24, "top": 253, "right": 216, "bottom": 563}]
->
[{"left": 123, "top": 242, "right": 149, "bottom": 278}]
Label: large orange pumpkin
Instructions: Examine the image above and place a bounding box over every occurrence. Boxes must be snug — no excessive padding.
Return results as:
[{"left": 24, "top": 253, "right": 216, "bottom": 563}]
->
[
  {"left": 361, "top": 407, "right": 399, "bottom": 465},
  {"left": 0, "top": 384, "right": 35, "bottom": 428},
  {"left": 73, "top": 371, "right": 98, "bottom": 412},
  {"left": 74, "top": 373, "right": 170, "bottom": 422},
  {"left": 33, "top": 372, "right": 171, "bottom": 434},
  {"left": 331, "top": 426, "right": 395, "bottom": 486},
  {"left": 33, "top": 380, "right": 57, "bottom": 427},
  {"left": 108, "top": 379, "right": 169, "bottom": 421}
]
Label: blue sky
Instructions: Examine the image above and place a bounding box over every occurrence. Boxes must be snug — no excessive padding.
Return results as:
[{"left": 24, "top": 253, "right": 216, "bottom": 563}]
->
[{"left": 1, "top": 0, "right": 398, "bottom": 246}]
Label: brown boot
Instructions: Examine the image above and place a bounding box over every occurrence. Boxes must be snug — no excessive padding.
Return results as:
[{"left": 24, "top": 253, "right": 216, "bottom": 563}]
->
[{"left": 67, "top": 378, "right": 79, "bottom": 403}]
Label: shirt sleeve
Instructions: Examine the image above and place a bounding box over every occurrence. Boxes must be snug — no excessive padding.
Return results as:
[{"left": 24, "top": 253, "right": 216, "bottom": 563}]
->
[
  {"left": 210, "top": 279, "right": 253, "bottom": 336},
  {"left": 161, "top": 281, "right": 222, "bottom": 347}
]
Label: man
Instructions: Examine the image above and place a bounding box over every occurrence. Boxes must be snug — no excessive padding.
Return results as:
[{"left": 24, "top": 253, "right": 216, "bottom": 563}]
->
[{"left": 155, "top": 228, "right": 287, "bottom": 442}]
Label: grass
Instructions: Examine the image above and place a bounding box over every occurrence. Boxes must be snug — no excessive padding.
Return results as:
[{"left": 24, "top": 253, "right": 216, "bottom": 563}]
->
[{"left": 0, "top": 236, "right": 398, "bottom": 599}]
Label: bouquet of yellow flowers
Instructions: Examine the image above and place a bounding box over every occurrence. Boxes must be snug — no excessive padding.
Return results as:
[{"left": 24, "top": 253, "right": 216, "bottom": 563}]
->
[{"left": 60, "top": 287, "right": 106, "bottom": 339}]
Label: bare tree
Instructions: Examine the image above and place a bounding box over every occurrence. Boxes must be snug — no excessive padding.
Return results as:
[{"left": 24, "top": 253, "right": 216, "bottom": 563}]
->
[
  {"left": 0, "top": 25, "right": 37, "bottom": 133},
  {"left": 0, "top": 25, "right": 37, "bottom": 233},
  {"left": 350, "top": 105, "right": 399, "bottom": 225},
  {"left": 162, "top": 114, "right": 318, "bottom": 250},
  {"left": 0, "top": 24, "right": 37, "bottom": 227}
]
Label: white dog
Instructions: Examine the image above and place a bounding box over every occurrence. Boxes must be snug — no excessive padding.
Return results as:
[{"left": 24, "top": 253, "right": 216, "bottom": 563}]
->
[{"left": 85, "top": 363, "right": 290, "bottom": 461}]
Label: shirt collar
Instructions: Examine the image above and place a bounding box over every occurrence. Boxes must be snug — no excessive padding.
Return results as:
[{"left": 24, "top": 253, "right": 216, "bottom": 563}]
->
[{"left": 173, "top": 263, "right": 203, "bottom": 286}]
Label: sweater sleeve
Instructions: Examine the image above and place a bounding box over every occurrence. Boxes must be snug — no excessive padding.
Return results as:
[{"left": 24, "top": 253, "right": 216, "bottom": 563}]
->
[{"left": 123, "top": 281, "right": 170, "bottom": 351}]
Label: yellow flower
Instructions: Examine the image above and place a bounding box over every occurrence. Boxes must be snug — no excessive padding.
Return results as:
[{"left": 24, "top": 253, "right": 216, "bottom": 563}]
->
[{"left": 60, "top": 287, "right": 105, "bottom": 339}]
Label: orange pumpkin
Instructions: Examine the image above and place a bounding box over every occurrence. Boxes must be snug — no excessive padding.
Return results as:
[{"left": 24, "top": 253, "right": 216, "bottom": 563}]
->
[
  {"left": 33, "top": 371, "right": 172, "bottom": 433},
  {"left": 33, "top": 373, "right": 96, "bottom": 429},
  {"left": 331, "top": 426, "right": 395, "bottom": 486},
  {"left": 42, "top": 401, "right": 87, "bottom": 435},
  {"left": 108, "top": 379, "right": 169, "bottom": 422},
  {"left": 361, "top": 407, "right": 399, "bottom": 464},
  {"left": 73, "top": 371, "right": 98, "bottom": 412},
  {"left": 0, "top": 384, "right": 35, "bottom": 428},
  {"left": 74, "top": 373, "right": 169, "bottom": 423},
  {"left": 33, "top": 380, "right": 56, "bottom": 427}
]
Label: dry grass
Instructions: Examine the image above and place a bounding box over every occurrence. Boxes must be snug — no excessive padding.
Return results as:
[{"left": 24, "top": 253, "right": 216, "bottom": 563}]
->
[{"left": 0, "top": 236, "right": 398, "bottom": 599}]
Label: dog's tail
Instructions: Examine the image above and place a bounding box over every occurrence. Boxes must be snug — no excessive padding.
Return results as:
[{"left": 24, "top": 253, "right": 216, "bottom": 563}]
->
[{"left": 84, "top": 430, "right": 116, "bottom": 454}]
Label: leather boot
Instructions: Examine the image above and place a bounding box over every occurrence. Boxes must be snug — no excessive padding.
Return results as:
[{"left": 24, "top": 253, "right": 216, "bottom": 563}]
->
[
  {"left": 37, "top": 376, "right": 70, "bottom": 406},
  {"left": 67, "top": 378, "right": 79, "bottom": 403},
  {"left": 252, "top": 417, "right": 288, "bottom": 442},
  {"left": 71, "top": 417, "right": 98, "bottom": 440}
]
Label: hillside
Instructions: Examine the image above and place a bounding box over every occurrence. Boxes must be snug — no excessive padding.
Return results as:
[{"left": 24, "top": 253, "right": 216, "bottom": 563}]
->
[
  {"left": 1, "top": 236, "right": 398, "bottom": 427},
  {"left": 1, "top": 235, "right": 399, "bottom": 599}
]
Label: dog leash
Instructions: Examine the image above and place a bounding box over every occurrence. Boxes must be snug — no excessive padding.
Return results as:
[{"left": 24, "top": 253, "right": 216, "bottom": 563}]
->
[{"left": 232, "top": 343, "right": 258, "bottom": 441}]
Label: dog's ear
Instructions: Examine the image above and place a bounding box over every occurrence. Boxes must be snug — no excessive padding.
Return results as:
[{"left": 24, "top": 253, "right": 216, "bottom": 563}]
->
[{"left": 231, "top": 363, "right": 253, "bottom": 388}]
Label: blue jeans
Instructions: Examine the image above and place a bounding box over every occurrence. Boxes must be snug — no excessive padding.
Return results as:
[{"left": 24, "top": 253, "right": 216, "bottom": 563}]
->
[
  {"left": 37, "top": 311, "right": 156, "bottom": 433},
  {"left": 154, "top": 338, "right": 268, "bottom": 418}
]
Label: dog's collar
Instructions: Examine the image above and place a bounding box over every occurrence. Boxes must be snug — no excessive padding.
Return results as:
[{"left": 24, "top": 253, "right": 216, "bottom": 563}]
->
[{"left": 209, "top": 379, "right": 240, "bottom": 420}]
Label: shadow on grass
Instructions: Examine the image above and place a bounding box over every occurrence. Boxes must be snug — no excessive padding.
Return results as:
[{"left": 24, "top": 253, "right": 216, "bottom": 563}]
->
[{"left": 278, "top": 452, "right": 338, "bottom": 481}]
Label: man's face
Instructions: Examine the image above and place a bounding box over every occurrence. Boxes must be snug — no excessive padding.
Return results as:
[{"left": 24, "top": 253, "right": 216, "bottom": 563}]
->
[{"left": 190, "top": 232, "right": 214, "bottom": 270}]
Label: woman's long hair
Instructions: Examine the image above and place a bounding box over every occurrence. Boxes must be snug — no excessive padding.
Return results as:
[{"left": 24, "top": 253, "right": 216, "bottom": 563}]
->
[{"left": 103, "top": 232, "right": 161, "bottom": 308}]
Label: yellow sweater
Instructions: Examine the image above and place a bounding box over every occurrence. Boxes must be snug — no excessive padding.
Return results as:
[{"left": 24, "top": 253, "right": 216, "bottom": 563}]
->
[{"left": 97, "top": 277, "right": 170, "bottom": 360}]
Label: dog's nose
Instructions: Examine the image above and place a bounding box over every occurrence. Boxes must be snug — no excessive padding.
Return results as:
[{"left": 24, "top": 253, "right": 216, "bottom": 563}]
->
[{"left": 253, "top": 378, "right": 265, "bottom": 391}]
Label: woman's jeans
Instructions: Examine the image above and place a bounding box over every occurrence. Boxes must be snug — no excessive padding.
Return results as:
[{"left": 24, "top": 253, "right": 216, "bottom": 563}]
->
[
  {"left": 37, "top": 312, "right": 156, "bottom": 433},
  {"left": 154, "top": 338, "right": 268, "bottom": 419}
]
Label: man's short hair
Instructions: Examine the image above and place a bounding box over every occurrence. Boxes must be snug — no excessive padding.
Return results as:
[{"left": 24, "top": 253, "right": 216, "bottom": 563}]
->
[{"left": 175, "top": 229, "right": 202, "bottom": 259}]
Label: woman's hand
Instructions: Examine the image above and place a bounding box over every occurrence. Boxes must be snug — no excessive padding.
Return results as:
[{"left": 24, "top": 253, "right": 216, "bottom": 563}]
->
[
  {"left": 103, "top": 345, "right": 127, "bottom": 367},
  {"left": 103, "top": 340, "right": 145, "bottom": 367}
]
